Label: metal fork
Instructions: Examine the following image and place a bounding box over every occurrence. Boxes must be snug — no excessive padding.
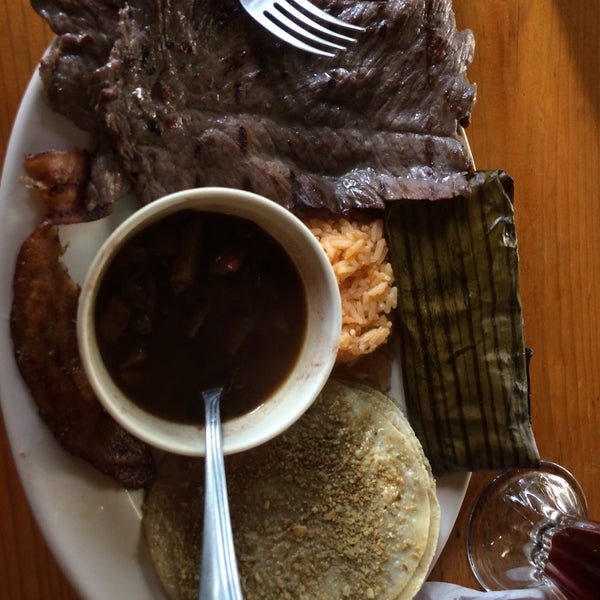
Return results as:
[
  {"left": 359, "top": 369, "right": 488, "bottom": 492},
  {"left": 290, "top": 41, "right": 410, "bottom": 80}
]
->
[{"left": 240, "top": 0, "right": 364, "bottom": 57}]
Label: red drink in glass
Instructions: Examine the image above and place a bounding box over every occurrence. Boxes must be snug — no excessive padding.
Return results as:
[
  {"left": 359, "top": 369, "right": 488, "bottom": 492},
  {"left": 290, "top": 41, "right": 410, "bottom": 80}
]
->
[{"left": 543, "top": 520, "right": 600, "bottom": 600}]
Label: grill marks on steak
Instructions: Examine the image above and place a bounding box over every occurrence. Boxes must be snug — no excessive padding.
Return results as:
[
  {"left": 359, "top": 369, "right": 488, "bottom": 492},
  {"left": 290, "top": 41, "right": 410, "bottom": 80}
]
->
[{"left": 34, "top": 0, "right": 476, "bottom": 213}]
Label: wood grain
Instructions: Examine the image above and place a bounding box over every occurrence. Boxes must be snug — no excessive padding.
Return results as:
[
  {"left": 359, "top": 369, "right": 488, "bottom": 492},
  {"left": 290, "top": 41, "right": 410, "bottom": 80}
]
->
[{"left": 1, "top": 0, "right": 598, "bottom": 597}]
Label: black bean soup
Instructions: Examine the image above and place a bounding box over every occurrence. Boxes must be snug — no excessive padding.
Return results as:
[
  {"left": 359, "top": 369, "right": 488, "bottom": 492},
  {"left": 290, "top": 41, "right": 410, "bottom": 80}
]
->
[{"left": 95, "top": 210, "right": 307, "bottom": 424}]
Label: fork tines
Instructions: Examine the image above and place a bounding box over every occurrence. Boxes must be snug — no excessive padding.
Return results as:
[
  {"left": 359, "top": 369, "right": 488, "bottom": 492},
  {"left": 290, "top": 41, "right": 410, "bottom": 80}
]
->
[{"left": 248, "top": 0, "right": 365, "bottom": 57}]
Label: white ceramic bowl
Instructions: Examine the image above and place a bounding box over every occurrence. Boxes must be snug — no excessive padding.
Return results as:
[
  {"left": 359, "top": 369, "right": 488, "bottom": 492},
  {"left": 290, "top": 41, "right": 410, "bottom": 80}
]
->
[{"left": 77, "top": 187, "right": 341, "bottom": 456}]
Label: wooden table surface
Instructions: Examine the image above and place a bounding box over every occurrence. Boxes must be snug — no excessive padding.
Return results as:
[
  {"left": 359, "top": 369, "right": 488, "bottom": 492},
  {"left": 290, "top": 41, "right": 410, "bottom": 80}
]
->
[{"left": 1, "top": 1, "right": 599, "bottom": 598}]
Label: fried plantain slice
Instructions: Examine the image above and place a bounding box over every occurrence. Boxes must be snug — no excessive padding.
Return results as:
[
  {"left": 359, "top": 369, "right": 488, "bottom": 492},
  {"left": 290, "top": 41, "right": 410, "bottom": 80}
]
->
[
  {"left": 23, "top": 149, "right": 113, "bottom": 223},
  {"left": 11, "top": 224, "right": 155, "bottom": 489}
]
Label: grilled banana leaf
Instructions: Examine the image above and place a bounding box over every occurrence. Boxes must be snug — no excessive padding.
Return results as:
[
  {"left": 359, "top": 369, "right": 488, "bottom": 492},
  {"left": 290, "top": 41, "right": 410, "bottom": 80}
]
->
[{"left": 385, "top": 170, "right": 540, "bottom": 475}]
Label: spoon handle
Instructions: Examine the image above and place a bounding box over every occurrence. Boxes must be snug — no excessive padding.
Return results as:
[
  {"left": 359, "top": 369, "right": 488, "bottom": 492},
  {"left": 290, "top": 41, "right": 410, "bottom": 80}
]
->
[{"left": 199, "top": 388, "right": 244, "bottom": 600}]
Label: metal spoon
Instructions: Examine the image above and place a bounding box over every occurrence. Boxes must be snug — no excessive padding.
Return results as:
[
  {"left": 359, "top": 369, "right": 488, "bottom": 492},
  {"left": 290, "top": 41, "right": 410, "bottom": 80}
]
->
[{"left": 198, "top": 388, "right": 244, "bottom": 600}]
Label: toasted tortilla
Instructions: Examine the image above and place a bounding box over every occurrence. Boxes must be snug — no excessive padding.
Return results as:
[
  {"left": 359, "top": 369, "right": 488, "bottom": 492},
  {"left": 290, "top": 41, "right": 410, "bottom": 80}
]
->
[{"left": 143, "top": 379, "right": 439, "bottom": 599}]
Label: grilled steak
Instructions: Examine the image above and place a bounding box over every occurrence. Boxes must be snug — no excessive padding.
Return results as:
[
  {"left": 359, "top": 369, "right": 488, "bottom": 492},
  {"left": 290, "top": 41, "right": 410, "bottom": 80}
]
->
[
  {"left": 32, "top": 0, "right": 124, "bottom": 133},
  {"left": 33, "top": 0, "right": 476, "bottom": 214}
]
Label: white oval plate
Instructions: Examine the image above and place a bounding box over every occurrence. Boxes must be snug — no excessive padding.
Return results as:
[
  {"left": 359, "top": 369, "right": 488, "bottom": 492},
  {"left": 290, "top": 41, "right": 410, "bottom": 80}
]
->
[{"left": 0, "top": 71, "right": 469, "bottom": 600}]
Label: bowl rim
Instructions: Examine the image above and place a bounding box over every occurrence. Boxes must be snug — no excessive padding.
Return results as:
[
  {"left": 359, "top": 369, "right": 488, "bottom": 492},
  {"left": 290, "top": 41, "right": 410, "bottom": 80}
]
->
[{"left": 76, "top": 186, "right": 342, "bottom": 456}]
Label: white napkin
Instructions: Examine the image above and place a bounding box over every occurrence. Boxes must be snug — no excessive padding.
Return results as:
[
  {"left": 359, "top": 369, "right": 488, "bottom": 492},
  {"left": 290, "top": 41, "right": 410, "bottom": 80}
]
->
[{"left": 415, "top": 582, "right": 555, "bottom": 599}]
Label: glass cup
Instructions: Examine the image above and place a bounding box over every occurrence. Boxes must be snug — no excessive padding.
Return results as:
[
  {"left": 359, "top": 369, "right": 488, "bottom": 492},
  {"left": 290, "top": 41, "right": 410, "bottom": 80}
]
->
[{"left": 467, "top": 460, "right": 600, "bottom": 600}]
